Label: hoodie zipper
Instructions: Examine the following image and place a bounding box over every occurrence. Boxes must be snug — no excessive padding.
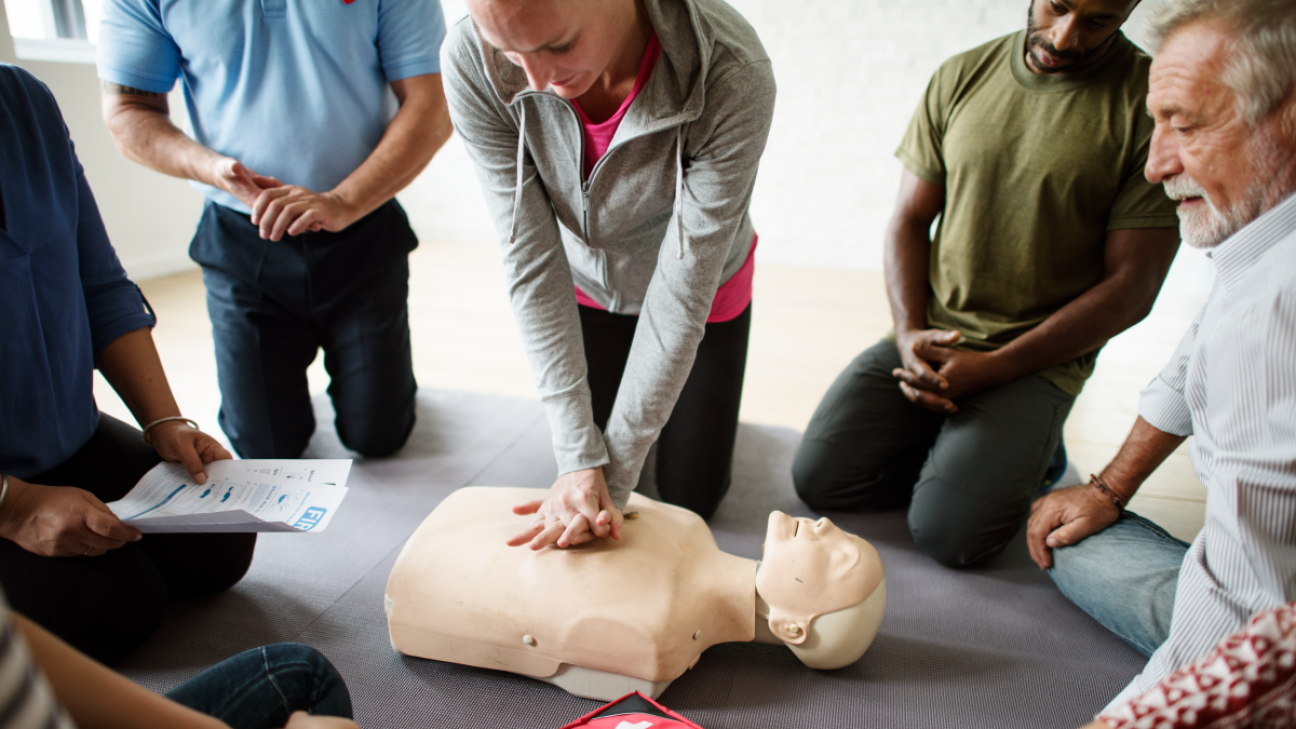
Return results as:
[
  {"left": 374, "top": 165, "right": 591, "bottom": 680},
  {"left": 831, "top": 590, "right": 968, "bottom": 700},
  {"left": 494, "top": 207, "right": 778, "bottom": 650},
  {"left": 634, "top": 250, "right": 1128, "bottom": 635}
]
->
[
  {"left": 540, "top": 93, "right": 659, "bottom": 244},
  {"left": 524, "top": 91, "right": 686, "bottom": 270},
  {"left": 581, "top": 180, "right": 591, "bottom": 243},
  {"left": 539, "top": 95, "right": 593, "bottom": 243}
]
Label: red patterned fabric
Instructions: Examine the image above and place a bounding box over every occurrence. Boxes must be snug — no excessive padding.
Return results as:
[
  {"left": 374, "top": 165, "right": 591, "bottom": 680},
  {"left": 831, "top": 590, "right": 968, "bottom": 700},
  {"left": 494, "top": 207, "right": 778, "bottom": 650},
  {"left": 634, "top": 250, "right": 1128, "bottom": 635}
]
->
[{"left": 1100, "top": 601, "right": 1296, "bottom": 729}]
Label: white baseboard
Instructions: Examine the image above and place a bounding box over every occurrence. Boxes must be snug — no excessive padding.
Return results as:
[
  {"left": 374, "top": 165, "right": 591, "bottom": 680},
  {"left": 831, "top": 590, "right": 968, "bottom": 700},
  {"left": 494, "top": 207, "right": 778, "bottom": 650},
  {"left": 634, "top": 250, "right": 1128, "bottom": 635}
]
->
[{"left": 122, "top": 250, "right": 198, "bottom": 281}]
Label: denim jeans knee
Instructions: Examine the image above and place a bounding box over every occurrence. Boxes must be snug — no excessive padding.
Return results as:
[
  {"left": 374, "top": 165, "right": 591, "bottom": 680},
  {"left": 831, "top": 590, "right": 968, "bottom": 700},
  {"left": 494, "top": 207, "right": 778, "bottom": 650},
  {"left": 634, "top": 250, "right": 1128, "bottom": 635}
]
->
[
  {"left": 166, "top": 642, "right": 353, "bottom": 729},
  {"left": 1048, "top": 512, "right": 1189, "bottom": 657}
]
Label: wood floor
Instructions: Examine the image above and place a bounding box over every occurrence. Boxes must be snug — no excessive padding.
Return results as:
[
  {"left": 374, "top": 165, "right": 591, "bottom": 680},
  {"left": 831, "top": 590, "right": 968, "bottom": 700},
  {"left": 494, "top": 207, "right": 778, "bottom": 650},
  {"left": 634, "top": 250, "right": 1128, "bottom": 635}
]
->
[{"left": 94, "top": 238, "right": 1209, "bottom": 543}]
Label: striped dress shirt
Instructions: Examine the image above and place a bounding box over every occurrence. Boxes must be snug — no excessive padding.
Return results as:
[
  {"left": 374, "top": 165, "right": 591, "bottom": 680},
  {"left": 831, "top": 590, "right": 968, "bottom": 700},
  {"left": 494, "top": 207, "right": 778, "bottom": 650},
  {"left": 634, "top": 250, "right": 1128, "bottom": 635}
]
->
[
  {"left": 1116, "top": 191, "right": 1296, "bottom": 705},
  {"left": 0, "top": 595, "right": 76, "bottom": 729}
]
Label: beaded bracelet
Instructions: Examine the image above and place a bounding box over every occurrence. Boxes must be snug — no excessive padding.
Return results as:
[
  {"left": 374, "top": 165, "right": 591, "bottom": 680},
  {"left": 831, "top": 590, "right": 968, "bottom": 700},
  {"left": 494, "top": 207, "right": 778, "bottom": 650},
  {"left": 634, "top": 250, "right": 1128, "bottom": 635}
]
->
[
  {"left": 141, "top": 416, "right": 201, "bottom": 446},
  {"left": 1089, "top": 473, "right": 1126, "bottom": 512}
]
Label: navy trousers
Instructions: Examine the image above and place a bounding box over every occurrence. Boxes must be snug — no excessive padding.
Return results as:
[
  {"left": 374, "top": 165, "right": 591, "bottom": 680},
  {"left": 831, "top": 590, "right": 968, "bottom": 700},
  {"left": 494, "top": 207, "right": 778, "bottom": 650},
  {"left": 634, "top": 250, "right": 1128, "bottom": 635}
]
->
[{"left": 192, "top": 200, "right": 418, "bottom": 459}]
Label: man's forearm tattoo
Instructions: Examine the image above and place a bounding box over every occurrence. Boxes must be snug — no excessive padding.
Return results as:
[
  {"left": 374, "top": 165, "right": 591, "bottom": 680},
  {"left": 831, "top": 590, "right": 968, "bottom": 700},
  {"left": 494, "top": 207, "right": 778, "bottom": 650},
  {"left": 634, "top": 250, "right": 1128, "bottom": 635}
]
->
[{"left": 101, "top": 80, "right": 163, "bottom": 97}]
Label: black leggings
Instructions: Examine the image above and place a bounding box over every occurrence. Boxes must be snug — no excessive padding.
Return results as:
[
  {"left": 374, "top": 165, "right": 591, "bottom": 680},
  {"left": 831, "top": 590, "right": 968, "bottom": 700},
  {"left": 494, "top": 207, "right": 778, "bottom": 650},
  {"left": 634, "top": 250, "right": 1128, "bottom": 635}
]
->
[
  {"left": 0, "top": 414, "right": 257, "bottom": 664},
  {"left": 580, "top": 303, "right": 751, "bottom": 520}
]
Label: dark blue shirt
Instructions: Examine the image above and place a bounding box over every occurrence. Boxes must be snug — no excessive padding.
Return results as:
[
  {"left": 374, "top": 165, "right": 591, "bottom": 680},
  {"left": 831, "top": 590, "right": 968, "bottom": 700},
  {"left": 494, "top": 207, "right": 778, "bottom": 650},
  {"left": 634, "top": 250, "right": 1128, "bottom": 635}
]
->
[{"left": 0, "top": 64, "right": 156, "bottom": 478}]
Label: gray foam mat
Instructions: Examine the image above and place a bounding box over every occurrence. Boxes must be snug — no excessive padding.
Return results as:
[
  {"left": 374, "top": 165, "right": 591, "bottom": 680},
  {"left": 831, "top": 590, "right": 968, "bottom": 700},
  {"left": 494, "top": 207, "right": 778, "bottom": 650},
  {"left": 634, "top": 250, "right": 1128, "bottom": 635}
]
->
[{"left": 118, "top": 389, "right": 1146, "bottom": 728}]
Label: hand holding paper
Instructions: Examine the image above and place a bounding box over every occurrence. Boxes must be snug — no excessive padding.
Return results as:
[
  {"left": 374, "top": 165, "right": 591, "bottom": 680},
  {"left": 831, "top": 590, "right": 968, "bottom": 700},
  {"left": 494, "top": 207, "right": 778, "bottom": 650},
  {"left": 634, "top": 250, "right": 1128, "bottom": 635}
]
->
[{"left": 108, "top": 459, "right": 353, "bottom": 533}]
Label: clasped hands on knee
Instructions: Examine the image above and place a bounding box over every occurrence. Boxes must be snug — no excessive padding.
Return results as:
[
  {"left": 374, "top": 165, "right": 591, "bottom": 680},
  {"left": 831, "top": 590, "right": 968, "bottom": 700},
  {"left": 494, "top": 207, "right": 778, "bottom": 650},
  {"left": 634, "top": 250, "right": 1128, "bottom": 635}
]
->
[
  {"left": 892, "top": 328, "right": 1008, "bottom": 413},
  {"left": 506, "top": 467, "right": 624, "bottom": 550}
]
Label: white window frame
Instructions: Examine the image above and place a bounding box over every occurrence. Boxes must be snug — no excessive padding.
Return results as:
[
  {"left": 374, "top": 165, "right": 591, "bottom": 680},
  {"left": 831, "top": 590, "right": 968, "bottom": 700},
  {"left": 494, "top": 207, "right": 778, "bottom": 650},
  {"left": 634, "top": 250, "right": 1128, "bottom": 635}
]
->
[
  {"left": 6, "top": 0, "right": 96, "bottom": 64},
  {"left": 13, "top": 36, "right": 95, "bottom": 62}
]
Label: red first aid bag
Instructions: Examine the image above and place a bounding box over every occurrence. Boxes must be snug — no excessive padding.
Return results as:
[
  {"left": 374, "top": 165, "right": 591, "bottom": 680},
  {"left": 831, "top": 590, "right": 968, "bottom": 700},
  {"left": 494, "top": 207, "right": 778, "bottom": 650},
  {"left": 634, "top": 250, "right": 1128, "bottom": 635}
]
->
[{"left": 558, "top": 691, "right": 705, "bottom": 729}]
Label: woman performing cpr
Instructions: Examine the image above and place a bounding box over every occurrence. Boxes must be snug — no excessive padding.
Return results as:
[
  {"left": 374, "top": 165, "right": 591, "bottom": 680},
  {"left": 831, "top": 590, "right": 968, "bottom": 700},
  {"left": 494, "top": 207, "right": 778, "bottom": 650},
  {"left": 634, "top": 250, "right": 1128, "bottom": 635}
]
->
[{"left": 443, "top": 0, "right": 775, "bottom": 547}]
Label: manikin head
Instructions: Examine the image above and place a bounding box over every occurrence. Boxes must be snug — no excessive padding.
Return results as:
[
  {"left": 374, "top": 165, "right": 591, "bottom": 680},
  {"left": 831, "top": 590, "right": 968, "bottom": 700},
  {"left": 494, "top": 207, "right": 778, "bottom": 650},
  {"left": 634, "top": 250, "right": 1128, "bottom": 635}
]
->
[
  {"left": 466, "top": 0, "right": 648, "bottom": 98},
  {"left": 1143, "top": 0, "right": 1296, "bottom": 249},
  {"left": 1023, "top": 0, "right": 1142, "bottom": 74},
  {"left": 756, "top": 512, "right": 886, "bottom": 670}
]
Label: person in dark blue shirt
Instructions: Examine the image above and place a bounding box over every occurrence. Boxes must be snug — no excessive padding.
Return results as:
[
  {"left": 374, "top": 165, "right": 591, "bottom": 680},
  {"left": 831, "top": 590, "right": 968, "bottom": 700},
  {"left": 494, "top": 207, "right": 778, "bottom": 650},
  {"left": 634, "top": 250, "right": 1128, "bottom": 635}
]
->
[{"left": 0, "top": 63, "right": 256, "bottom": 665}]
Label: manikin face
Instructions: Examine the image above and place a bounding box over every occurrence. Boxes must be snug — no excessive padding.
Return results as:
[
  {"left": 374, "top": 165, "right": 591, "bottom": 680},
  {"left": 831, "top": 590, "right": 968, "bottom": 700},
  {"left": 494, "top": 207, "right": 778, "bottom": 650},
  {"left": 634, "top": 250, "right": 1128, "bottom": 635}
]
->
[
  {"left": 1023, "top": 0, "right": 1138, "bottom": 74},
  {"left": 467, "top": 0, "right": 633, "bottom": 98},
  {"left": 1145, "top": 22, "right": 1296, "bottom": 249},
  {"left": 756, "top": 512, "right": 882, "bottom": 645}
]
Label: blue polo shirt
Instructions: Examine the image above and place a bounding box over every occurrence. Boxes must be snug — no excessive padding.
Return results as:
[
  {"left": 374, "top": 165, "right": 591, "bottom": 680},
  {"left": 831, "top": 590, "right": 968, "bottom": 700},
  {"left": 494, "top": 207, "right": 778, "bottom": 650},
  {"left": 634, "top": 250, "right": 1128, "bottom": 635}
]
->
[
  {"left": 96, "top": 0, "right": 446, "bottom": 214},
  {"left": 0, "top": 64, "right": 156, "bottom": 479}
]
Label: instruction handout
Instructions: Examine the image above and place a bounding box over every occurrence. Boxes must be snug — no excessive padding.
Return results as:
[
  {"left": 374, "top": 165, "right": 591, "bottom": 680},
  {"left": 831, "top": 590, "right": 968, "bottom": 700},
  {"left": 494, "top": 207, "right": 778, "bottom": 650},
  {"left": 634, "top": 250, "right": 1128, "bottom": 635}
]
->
[{"left": 108, "top": 459, "right": 353, "bottom": 533}]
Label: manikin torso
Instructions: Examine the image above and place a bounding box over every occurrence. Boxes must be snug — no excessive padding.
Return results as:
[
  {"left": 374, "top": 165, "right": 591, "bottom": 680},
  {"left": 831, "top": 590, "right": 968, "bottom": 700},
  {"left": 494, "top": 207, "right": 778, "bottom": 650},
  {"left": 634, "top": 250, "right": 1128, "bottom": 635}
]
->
[{"left": 386, "top": 487, "right": 884, "bottom": 700}]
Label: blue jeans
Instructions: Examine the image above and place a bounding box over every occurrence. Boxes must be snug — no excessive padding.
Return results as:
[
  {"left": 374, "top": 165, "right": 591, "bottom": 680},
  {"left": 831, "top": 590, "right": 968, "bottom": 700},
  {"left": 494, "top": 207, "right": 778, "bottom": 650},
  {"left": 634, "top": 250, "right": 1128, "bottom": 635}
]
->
[
  {"left": 1048, "top": 511, "right": 1190, "bottom": 657},
  {"left": 166, "top": 643, "right": 352, "bottom": 729}
]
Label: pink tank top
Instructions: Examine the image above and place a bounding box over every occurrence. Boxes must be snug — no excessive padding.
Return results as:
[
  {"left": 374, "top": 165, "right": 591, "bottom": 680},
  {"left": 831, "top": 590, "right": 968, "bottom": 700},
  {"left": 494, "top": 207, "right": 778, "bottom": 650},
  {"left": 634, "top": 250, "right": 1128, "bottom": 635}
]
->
[{"left": 571, "top": 33, "right": 755, "bottom": 324}]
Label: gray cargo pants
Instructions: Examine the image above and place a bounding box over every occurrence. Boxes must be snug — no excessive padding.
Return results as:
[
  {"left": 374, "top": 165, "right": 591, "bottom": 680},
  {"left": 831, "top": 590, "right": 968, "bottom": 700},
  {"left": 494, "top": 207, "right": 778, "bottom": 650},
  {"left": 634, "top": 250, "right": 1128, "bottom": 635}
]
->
[{"left": 792, "top": 339, "right": 1075, "bottom": 567}]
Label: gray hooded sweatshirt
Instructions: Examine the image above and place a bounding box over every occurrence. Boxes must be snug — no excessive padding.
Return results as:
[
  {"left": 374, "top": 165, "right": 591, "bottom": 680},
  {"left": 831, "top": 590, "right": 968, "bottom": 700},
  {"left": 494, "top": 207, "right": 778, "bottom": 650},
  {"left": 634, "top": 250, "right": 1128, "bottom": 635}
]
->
[{"left": 442, "top": 0, "right": 775, "bottom": 508}]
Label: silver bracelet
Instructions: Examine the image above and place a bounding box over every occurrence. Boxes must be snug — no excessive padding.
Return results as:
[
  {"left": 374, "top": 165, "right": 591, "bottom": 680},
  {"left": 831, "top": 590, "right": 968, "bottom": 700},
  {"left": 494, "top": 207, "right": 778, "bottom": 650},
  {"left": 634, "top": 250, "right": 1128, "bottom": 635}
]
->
[
  {"left": 141, "top": 416, "right": 200, "bottom": 446},
  {"left": 0, "top": 474, "right": 8, "bottom": 511}
]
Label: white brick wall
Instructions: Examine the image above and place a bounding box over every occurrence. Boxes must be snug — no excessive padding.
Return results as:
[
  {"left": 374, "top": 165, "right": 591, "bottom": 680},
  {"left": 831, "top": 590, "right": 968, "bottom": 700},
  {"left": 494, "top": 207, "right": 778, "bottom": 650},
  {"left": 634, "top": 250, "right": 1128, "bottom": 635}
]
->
[
  {"left": 405, "top": 0, "right": 1164, "bottom": 273},
  {"left": 729, "top": 0, "right": 1030, "bottom": 270}
]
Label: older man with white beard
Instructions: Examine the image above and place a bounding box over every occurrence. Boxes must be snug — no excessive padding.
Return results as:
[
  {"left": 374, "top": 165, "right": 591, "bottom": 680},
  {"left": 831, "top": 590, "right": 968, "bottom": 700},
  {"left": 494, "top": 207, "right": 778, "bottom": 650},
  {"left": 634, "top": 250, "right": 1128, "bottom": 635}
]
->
[{"left": 1024, "top": 0, "right": 1296, "bottom": 711}]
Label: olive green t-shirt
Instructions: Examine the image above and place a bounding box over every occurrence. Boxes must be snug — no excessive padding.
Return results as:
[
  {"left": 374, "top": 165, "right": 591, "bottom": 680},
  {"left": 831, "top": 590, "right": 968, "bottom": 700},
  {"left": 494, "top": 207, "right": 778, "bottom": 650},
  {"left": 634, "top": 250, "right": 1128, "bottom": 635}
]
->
[{"left": 895, "top": 30, "right": 1179, "bottom": 395}]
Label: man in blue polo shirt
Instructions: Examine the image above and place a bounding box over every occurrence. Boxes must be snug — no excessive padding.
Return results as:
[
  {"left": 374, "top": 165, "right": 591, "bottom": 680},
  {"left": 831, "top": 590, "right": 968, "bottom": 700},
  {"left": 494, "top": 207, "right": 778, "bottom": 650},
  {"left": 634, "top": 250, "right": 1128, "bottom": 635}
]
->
[{"left": 96, "top": 0, "right": 452, "bottom": 459}]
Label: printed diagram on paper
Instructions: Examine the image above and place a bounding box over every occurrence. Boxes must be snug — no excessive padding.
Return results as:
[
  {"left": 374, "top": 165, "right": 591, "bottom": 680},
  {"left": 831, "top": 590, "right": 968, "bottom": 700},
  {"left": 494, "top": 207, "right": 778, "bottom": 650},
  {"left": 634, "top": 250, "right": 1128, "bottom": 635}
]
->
[
  {"left": 237, "top": 460, "right": 350, "bottom": 484},
  {"left": 108, "top": 459, "right": 353, "bottom": 533}
]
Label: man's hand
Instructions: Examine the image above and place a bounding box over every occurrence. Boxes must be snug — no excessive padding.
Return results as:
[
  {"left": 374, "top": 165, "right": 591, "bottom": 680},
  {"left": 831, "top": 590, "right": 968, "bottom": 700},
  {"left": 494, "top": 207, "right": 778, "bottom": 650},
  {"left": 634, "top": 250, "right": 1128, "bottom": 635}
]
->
[
  {"left": 0, "top": 478, "right": 141, "bottom": 558},
  {"left": 896, "top": 332, "right": 1005, "bottom": 412},
  {"left": 894, "top": 328, "right": 957, "bottom": 394},
  {"left": 507, "top": 468, "right": 624, "bottom": 550},
  {"left": 893, "top": 329, "right": 1011, "bottom": 413},
  {"left": 284, "top": 711, "right": 360, "bottom": 729},
  {"left": 208, "top": 157, "right": 281, "bottom": 210},
  {"left": 1026, "top": 484, "right": 1122, "bottom": 569},
  {"left": 147, "top": 421, "right": 233, "bottom": 485},
  {"left": 894, "top": 327, "right": 957, "bottom": 413},
  {"left": 249, "top": 186, "right": 360, "bottom": 241}
]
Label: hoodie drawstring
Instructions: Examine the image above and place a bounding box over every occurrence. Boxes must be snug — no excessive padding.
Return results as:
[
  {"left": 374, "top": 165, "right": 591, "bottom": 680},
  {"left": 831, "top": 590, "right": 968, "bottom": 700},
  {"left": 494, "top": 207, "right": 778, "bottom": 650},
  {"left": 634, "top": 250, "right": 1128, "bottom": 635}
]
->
[
  {"left": 509, "top": 103, "right": 527, "bottom": 246},
  {"left": 674, "top": 126, "right": 684, "bottom": 259}
]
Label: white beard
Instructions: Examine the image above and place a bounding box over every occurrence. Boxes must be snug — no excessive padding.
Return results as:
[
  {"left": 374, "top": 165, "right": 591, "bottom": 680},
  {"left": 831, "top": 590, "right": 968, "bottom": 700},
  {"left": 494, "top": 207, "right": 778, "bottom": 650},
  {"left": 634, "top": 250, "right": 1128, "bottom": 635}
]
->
[
  {"left": 1164, "top": 176, "right": 1247, "bottom": 249},
  {"left": 1164, "top": 128, "right": 1294, "bottom": 249}
]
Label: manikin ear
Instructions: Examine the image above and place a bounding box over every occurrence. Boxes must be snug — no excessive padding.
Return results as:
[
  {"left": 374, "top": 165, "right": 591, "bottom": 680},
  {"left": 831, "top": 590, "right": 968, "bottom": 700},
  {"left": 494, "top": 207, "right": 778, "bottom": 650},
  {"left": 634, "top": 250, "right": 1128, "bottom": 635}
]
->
[
  {"left": 767, "top": 612, "right": 812, "bottom": 645},
  {"left": 829, "top": 546, "right": 860, "bottom": 577}
]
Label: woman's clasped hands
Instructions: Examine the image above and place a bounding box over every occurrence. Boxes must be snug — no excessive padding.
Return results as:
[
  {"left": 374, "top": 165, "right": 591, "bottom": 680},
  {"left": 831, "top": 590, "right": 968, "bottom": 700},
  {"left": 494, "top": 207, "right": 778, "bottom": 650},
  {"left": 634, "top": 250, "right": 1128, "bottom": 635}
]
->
[{"left": 506, "top": 467, "right": 624, "bottom": 550}]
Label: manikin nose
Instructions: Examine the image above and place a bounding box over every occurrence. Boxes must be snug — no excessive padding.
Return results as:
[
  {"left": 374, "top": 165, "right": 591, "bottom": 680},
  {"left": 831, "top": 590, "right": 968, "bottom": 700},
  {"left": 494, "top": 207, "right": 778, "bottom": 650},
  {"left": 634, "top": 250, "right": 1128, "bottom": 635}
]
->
[{"left": 794, "top": 517, "right": 828, "bottom": 536}]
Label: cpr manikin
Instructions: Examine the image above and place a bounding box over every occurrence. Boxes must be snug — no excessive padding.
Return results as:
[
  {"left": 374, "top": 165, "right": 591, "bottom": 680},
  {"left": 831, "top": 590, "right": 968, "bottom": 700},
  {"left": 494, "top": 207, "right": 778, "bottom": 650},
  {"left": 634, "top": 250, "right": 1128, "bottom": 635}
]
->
[{"left": 385, "top": 487, "right": 886, "bottom": 701}]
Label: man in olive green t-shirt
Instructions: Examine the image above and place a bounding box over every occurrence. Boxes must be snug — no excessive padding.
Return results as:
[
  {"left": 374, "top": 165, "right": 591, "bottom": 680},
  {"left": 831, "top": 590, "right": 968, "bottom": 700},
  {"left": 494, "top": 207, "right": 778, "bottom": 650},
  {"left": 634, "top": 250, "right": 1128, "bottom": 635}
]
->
[{"left": 793, "top": 0, "right": 1180, "bottom": 568}]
